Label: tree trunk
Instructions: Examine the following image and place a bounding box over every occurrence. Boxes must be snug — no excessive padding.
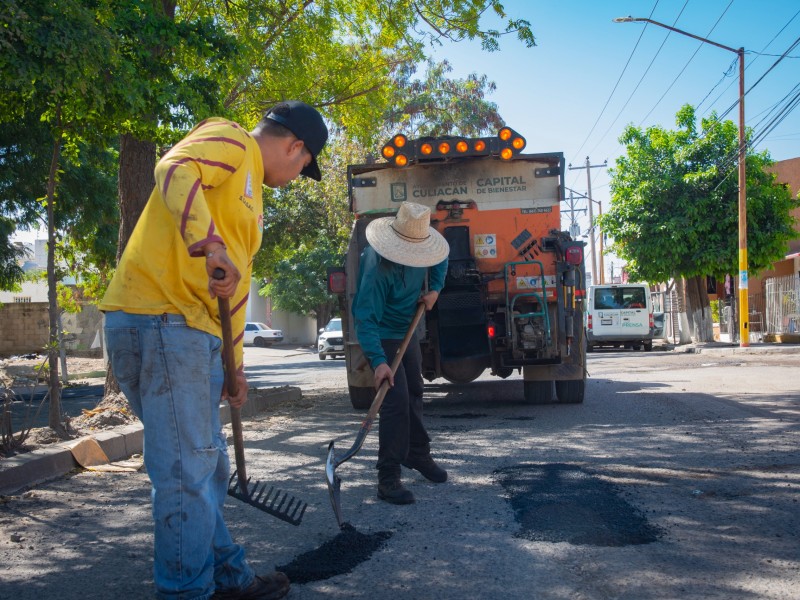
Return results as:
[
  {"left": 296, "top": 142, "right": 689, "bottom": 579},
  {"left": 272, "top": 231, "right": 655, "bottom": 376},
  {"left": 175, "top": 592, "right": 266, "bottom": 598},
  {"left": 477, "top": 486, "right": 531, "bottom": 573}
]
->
[
  {"left": 116, "top": 134, "right": 156, "bottom": 260},
  {"left": 685, "top": 275, "right": 714, "bottom": 342},
  {"left": 673, "top": 277, "right": 693, "bottom": 344},
  {"left": 45, "top": 129, "right": 65, "bottom": 434},
  {"left": 104, "top": 133, "right": 157, "bottom": 397}
]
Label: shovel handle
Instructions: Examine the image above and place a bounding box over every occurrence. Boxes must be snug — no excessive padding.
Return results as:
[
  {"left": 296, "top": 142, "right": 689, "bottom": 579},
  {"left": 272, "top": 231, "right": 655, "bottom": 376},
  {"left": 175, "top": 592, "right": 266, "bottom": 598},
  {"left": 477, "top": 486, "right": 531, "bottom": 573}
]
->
[
  {"left": 334, "top": 303, "right": 426, "bottom": 468},
  {"left": 214, "top": 268, "right": 247, "bottom": 490}
]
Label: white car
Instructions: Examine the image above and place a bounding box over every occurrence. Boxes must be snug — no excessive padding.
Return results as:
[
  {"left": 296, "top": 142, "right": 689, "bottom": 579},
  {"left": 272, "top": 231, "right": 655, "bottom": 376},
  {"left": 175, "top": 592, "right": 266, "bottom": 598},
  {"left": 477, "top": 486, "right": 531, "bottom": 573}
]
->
[
  {"left": 317, "top": 317, "right": 344, "bottom": 360},
  {"left": 243, "top": 322, "right": 283, "bottom": 347}
]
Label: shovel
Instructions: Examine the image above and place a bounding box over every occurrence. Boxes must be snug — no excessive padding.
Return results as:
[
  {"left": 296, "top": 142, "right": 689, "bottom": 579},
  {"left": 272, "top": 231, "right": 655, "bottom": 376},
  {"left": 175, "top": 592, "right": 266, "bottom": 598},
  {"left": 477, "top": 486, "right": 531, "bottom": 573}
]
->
[
  {"left": 214, "top": 269, "right": 307, "bottom": 526},
  {"left": 326, "top": 302, "right": 426, "bottom": 529}
]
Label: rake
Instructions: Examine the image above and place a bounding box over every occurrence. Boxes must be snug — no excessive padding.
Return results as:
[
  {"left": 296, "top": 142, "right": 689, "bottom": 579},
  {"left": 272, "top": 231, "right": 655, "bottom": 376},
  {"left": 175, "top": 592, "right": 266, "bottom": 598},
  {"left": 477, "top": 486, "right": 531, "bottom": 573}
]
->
[{"left": 215, "top": 269, "right": 307, "bottom": 526}]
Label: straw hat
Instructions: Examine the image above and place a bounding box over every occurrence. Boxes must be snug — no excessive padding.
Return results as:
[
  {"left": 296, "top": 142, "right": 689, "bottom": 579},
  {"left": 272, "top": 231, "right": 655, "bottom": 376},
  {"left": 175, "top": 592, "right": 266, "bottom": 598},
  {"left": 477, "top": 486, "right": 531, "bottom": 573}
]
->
[{"left": 365, "top": 202, "right": 450, "bottom": 268}]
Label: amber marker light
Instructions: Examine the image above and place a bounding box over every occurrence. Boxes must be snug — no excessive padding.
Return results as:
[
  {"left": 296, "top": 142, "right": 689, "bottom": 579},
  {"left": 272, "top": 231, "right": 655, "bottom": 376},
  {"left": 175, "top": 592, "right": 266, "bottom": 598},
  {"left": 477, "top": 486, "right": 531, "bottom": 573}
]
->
[
  {"left": 474, "top": 140, "right": 486, "bottom": 152},
  {"left": 512, "top": 136, "right": 526, "bottom": 150},
  {"left": 393, "top": 134, "right": 407, "bottom": 148},
  {"left": 438, "top": 142, "right": 451, "bottom": 154},
  {"left": 456, "top": 140, "right": 468, "bottom": 153},
  {"left": 395, "top": 154, "right": 409, "bottom": 167},
  {"left": 382, "top": 145, "right": 396, "bottom": 159},
  {"left": 420, "top": 143, "right": 433, "bottom": 155},
  {"left": 499, "top": 127, "right": 512, "bottom": 141},
  {"left": 500, "top": 147, "right": 513, "bottom": 160}
]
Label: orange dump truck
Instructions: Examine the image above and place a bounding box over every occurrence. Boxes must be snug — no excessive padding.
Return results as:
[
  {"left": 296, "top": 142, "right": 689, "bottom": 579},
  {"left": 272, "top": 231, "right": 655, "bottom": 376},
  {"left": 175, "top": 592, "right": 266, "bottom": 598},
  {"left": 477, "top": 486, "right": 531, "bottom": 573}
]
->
[{"left": 329, "top": 128, "right": 587, "bottom": 407}]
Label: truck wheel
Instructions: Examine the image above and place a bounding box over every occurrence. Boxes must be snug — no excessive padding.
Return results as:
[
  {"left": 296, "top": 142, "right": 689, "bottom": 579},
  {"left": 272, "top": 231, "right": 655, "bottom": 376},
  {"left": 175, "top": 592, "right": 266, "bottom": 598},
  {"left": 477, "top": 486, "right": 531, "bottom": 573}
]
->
[
  {"left": 644, "top": 341, "right": 653, "bottom": 351},
  {"left": 556, "top": 379, "right": 585, "bottom": 404},
  {"left": 319, "top": 353, "right": 326, "bottom": 360},
  {"left": 523, "top": 381, "right": 553, "bottom": 404},
  {"left": 586, "top": 343, "right": 594, "bottom": 353},
  {"left": 348, "top": 386, "right": 374, "bottom": 410}
]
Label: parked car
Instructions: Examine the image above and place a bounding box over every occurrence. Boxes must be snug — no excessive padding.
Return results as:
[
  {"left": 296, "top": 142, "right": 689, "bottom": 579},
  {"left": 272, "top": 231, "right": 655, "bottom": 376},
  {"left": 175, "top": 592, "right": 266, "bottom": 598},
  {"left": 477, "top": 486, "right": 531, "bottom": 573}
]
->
[
  {"left": 243, "top": 322, "right": 283, "bottom": 347},
  {"left": 317, "top": 317, "right": 344, "bottom": 360}
]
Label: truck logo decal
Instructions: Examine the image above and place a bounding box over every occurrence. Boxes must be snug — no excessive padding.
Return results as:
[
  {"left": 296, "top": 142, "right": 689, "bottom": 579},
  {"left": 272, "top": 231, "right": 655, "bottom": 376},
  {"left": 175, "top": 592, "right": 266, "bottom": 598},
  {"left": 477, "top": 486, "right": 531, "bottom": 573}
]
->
[{"left": 390, "top": 182, "right": 407, "bottom": 202}]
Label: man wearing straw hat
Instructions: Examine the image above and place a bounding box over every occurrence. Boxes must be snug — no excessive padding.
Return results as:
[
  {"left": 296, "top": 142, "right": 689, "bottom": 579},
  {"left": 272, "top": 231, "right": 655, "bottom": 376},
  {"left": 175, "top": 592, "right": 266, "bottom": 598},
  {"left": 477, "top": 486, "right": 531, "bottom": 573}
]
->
[{"left": 352, "top": 201, "right": 451, "bottom": 504}]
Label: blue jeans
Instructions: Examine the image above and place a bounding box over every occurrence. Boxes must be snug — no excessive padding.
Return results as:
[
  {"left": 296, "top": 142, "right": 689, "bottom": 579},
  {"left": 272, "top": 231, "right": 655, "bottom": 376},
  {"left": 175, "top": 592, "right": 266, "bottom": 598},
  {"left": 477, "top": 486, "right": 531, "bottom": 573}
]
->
[{"left": 104, "top": 311, "right": 254, "bottom": 600}]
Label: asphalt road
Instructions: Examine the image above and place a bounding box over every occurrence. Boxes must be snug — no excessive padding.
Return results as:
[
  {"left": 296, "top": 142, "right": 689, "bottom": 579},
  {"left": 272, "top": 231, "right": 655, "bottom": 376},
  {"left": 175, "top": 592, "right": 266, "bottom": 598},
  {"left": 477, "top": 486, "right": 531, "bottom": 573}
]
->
[{"left": 0, "top": 344, "right": 798, "bottom": 599}]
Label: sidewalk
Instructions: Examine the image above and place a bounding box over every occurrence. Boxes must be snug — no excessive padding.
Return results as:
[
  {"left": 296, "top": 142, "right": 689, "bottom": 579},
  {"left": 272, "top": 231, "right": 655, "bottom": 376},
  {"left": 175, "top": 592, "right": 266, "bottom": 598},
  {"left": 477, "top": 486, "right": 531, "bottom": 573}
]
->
[{"left": 0, "top": 385, "right": 302, "bottom": 496}]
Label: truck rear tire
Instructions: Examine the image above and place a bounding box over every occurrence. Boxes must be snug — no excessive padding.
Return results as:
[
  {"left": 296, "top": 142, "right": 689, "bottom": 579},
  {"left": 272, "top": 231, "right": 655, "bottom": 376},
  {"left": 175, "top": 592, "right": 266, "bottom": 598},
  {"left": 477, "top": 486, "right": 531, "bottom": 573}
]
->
[
  {"left": 348, "top": 386, "right": 374, "bottom": 410},
  {"left": 556, "top": 379, "right": 585, "bottom": 404},
  {"left": 523, "top": 381, "right": 553, "bottom": 404},
  {"left": 644, "top": 341, "right": 653, "bottom": 351}
]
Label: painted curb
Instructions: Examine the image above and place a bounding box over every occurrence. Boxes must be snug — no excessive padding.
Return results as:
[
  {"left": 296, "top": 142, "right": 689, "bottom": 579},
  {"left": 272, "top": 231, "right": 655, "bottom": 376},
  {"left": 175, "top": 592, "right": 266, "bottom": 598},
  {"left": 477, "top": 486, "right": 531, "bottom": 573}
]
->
[{"left": 0, "top": 385, "right": 302, "bottom": 496}]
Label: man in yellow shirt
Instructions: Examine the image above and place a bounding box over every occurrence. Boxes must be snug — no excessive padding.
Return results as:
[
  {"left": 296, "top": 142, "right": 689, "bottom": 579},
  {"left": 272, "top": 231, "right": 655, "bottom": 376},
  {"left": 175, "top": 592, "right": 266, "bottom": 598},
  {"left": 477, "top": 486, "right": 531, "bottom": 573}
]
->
[{"left": 101, "top": 100, "right": 327, "bottom": 600}]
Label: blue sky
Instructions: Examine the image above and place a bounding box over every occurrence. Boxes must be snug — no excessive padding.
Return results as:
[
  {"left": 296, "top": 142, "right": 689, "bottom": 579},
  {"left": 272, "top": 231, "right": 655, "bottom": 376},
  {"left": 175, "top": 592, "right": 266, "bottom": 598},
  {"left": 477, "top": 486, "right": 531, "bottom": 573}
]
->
[{"left": 428, "top": 0, "right": 800, "bottom": 279}]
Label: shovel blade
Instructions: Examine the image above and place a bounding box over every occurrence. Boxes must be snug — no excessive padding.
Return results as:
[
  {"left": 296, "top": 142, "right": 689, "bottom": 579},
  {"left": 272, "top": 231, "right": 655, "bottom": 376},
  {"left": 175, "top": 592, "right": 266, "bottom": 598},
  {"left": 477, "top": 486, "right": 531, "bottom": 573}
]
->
[
  {"left": 227, "top": 472, "right": 307, "bottom": 526},
  {"left": 325, "top": 440, "right": 345, "bottom": 529}
]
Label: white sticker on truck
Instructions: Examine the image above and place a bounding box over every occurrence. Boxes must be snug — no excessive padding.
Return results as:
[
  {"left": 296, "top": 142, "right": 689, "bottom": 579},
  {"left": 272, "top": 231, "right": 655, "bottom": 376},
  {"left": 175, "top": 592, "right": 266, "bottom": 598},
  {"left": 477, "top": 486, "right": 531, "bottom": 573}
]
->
[
  {"left": 516, "top": 275, "right": 557, "bottom": 289},
  {"left": 474, "top": 234, "right": 497, "bottom": 257}
]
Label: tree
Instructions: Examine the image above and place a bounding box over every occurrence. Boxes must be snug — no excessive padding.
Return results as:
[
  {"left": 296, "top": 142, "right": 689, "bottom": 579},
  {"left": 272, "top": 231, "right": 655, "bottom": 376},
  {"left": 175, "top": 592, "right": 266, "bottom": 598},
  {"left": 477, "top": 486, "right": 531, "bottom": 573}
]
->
[
  {"left": 0, "top": 0, "right": 130, "bottom": 432},
  {"left": 600, "top": 105, "right": 799, "bottom": 341},
  {"left": 256, "top": 59, "right": 509, "bottom": 325}
]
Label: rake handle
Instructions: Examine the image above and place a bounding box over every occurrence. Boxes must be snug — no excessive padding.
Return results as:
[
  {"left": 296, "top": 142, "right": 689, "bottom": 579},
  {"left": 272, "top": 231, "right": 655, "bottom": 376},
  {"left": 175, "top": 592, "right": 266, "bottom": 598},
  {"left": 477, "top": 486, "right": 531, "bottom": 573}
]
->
[{"left": 214, "top": 269, "right": 248, "bottom": 492}]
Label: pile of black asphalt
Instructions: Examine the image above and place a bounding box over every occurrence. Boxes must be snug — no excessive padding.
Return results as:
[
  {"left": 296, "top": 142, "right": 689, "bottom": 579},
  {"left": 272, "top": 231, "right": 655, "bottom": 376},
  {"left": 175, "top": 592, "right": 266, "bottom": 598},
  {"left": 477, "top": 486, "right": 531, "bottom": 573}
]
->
[{"left": 277, "top": 522, "right": 393, "bottom": 584}]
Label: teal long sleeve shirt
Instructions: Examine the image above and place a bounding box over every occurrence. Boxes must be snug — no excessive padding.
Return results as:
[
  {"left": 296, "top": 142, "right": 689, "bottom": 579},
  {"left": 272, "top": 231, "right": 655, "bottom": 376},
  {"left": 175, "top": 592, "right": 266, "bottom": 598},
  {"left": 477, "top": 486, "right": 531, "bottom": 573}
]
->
[{"left": 352, "top": 246, "right": 448, "bottom": 370}]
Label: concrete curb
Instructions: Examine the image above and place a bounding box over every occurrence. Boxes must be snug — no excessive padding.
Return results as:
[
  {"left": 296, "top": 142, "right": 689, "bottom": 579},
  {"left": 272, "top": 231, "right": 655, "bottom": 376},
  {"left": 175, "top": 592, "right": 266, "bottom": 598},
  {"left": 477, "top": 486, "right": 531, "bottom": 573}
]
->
[
  {"left": 0, "top": 385, "right": 302, "bottom": 496},
  {"left": 669, "top": 342, "right": 800, "bottom": 355}
]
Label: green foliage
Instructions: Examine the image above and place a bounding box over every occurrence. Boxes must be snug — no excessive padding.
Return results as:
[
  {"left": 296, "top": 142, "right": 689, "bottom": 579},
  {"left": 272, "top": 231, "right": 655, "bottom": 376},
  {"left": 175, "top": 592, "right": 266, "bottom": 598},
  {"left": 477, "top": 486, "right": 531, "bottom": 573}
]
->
[
  {"left": 263, "top": 237, "right": 343, "bottom": 316},
  {"left": 600, "top": 104, "right": 799, "bottom": 284}
]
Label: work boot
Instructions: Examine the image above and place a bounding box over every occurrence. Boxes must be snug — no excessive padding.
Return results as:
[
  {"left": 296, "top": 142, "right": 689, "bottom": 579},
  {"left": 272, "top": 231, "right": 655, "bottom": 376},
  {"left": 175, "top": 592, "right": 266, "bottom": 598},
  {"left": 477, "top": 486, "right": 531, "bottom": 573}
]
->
[
  {"left": 377, "top": 479, "right": 415, "bottom": 504},
  {"left": 377, "top": 468, "right": 415, "bottom": 504},
  {"left": 212, "top": 571, "right": 290, "bottom": 600},
  {"left": 402, "top": 455, "right": 448, "bottom": 483}
]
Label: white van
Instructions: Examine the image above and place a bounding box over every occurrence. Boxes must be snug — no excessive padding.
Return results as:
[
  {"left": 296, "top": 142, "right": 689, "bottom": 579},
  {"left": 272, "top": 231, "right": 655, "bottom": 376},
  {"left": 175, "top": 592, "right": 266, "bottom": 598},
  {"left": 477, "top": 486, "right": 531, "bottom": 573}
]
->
[{"left": 585, "top": 283, "right": 654, "bottom": 351}]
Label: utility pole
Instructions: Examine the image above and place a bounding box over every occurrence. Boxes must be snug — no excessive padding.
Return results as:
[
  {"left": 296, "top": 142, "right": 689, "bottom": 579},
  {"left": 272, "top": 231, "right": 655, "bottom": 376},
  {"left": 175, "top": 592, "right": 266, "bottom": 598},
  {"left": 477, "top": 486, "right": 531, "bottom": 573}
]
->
[
  {"left": 596, "top": 200, "right": 604, "bottom": 284},
  {"left": 564, "top": 189, "right": 586, "bottom": 239},
  {"left": 568, "top": 158, "right": 607, "bottom": 284}
]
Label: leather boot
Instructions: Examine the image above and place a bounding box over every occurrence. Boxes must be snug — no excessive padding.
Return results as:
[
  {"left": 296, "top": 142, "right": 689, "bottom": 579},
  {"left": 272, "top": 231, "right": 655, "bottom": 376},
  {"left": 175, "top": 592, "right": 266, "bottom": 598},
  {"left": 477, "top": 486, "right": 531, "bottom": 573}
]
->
[
  {"left": 377, "top": 468, "right": 415, "bottom": 505},
  {"left": 402, "top": 454, "right": 448, "bottom": 483}
]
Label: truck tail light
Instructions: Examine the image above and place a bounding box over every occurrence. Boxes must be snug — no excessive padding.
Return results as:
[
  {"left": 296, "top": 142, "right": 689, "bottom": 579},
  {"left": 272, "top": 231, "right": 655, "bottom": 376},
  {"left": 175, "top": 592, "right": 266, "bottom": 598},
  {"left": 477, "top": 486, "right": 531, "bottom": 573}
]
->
[
  {"left": 327, "top": 268, "right": 346, "bottom": 294},
  {"left": 565, "top": 245, "right": 583, "bottom": 266},
  {"left": 575, "top": 288, "right": 586, "bottom": 300},
  {"left": 487, "top": 322, "right": 496, "bottom": 338},
  {"left": 649, "top": 313, "right": 654, "bottom": 329},
  {"left": 587, "top": 314, "right": 593, "bottom": 331}
]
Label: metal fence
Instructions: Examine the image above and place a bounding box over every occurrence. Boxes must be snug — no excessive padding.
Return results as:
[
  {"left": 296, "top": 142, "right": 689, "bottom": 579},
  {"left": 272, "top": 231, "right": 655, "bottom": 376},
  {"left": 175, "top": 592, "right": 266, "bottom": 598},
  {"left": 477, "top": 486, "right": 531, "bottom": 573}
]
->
[{"left": 765, "top": 274, "right": 800, "bottom": 335}]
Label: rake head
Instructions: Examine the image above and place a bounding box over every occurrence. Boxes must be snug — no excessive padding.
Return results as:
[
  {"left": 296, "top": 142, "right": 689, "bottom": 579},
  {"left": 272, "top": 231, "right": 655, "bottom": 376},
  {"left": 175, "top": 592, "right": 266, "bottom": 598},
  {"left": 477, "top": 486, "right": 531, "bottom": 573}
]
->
[{"left": 227, "top": 471, "right": 307, "bottom": 526}]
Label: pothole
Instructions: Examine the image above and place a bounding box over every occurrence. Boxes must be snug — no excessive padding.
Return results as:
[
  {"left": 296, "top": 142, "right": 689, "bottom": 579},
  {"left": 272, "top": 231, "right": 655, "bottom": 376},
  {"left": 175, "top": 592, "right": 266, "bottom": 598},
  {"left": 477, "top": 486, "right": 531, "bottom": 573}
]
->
[{"left": 496, "top": 463, "right": 662, "bottom": 546}]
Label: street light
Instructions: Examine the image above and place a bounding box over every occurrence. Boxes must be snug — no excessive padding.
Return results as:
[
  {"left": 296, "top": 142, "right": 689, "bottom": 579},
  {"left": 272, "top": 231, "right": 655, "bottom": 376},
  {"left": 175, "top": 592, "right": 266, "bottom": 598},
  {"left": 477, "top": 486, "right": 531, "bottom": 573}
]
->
[{"left": 614, "top": 16, "right": 749, "bottom": 347}]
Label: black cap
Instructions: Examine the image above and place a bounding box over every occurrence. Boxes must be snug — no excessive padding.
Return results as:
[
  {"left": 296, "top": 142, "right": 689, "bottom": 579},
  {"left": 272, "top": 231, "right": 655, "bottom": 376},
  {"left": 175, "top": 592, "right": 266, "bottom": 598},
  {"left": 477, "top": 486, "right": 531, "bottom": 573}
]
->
[{"left": 264, "top": 100, "right": 328, "bottom": 181}]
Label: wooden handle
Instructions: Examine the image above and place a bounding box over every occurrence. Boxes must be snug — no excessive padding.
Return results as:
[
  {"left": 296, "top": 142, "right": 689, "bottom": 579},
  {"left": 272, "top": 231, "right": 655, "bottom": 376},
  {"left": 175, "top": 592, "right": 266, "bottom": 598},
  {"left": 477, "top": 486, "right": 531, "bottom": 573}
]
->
[
  {"left": 214, "top": 268, "right": 247, "bottom": 488},
  {"left": 365, "top": 303, "right": 426, "bottom": 422}
]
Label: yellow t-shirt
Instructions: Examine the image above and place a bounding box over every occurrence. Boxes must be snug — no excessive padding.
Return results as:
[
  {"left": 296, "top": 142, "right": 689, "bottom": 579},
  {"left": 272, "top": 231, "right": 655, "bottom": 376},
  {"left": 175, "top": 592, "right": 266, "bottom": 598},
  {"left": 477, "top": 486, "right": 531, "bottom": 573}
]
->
[{"left": 100, "top": 118, "right": 264, "bottom": 368}]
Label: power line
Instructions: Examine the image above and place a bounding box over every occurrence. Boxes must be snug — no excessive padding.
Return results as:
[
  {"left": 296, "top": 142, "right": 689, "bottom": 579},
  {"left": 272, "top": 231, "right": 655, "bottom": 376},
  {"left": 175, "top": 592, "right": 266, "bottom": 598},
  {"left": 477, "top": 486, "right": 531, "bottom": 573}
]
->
[
  {"left": 700, "top": 6, "right": 800, "bottom": 116},
  {"left": 571, "top": 0, "right": 661, "bottom": 162},
  {"left": 637, "top": 0, "right": 733, "bottom": 126}
]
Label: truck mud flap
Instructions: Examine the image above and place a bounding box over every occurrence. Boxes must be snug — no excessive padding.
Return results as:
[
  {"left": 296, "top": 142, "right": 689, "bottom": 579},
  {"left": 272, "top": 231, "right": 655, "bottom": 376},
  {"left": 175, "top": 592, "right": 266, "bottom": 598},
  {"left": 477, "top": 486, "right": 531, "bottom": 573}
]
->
[{"left": 436, "top": 290, "right": 489, "bottom": 362}]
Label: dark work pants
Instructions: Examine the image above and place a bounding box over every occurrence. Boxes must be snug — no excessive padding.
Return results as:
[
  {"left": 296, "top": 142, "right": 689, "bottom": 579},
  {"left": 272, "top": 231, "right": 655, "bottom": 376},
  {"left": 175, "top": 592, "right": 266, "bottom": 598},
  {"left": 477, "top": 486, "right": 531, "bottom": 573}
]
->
[{"left": 376, "top": 333, "right": 431, "bottom": 479}]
